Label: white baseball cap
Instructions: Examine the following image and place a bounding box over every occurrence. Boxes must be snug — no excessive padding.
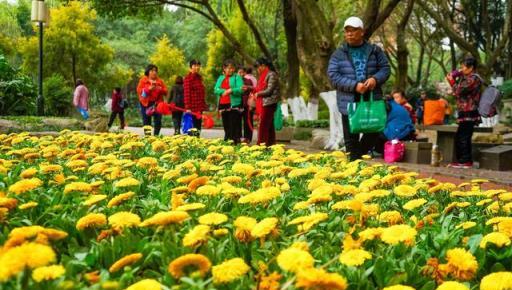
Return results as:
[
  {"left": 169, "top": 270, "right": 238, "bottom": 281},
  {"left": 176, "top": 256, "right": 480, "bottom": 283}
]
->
[{"left": 344, "top": 16, "right": 364, "bottom": 29}]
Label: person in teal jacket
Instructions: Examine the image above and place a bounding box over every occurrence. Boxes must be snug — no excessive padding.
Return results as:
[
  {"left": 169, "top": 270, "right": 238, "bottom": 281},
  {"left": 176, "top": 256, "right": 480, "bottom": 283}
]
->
[{"left": 214, "top": 59, "right": 244, "bottom": 144}]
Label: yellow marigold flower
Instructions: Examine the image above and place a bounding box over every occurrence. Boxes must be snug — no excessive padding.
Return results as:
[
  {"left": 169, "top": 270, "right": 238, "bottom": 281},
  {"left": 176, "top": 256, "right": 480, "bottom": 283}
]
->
[
  {"left": 379, "top": 211, "right": 402, "bottom": 225},
  {"left": 107, "top": 192, "right": 135, "bottom": 208},
  {"left": 101, "top": 281, "right": 120, "bottom": 290},
  {"left": 333, "top": 184, "right": 359, "bottom": 196},
  {"left": 0, "top": 242, "right": 56, "bottom": 282},
  {"left": 291, "top": 241, "right": 309, "bottom": 251},
  {"left": 436, "top": 281, "right": 469, "bottom": 290},
  {"left": 339, "top": 249, "right": 372, "bottom": 267},
  {"left": 444, "top": 248, "right": 478, "bottom": 281},
  {"left": 114, "top": 177, "right": 140, "bottom": 188},
  {"left": 140, "top": 211, "right": 189, "bottom": 227},
  {"left": 295, "top": 268, "right": 348, "bottom": 290},
  {"left": 53, "top": 174, "right": 65, "bottom": 184},
  {"left": 382, "top": 285, "right": 415, "bottom": 290},
  {"left": 66, "top": 159, "right": 88, "bottom": 169},
  {"left": 19, "top": 201, "right": 38, "bottom": 210},
  {"left": 198, "top": 212, "right": 228, "bottom": 225},
  {"left": 238, "top": 187, "right": 281, "bottom": 204},
  {"left": 258, "top": 272, "right": 282, "bottom": 290},
  {"left": 20, "top": 168, "right": 38, "bottom": 179},
  {"left": 332, "top": 199, "right": 363, "bottom": 211},
  {"left": 497, "top": 220, "right": 512, "bottom": 237},
  {"left": 232, "top": 163, "right": 255, "bottom": 176},
  {"left": 212, "top": 258, "right": 250, "bottom": 284},
  {"left": 214, "top": 228, "right": 229, "bottom": 237},
  {"left": 234, "top": 216, "right": 257, "bottom": 242},
  {"left": 64, "top": 182, "right": 92, "bottom": 194},
  {"left": 183, "top": 225, "right": 210, "bottom": 247},
  {"left": 175, "top": 203, "right": 206, "bottom": 211},
  {"left": 480, "top": 272, "right": 512, "bottom": 290},
  {"left": 428, "top": 182, "right": 456, "bottom": 194},
  {"left": 32, "top": 265, "right": 65, "bottom": 282},
  {"left": 456, "top": 221, "right": 477, "bottom": 230},
  {"left": 403, "top": 198, "right": 427, "bottom": 211},
  {"left": 311, "top": 185, "right": 333, "bottom": 196},
  {"left": 83, "top": 194, "right": 107, "bottom": 206},
  {"left": 0, "top": 197, "right": 18, "bottom": 209},
  {"left": 487, "top": 217, "right": 512, "bottom": 225},
  {"left": 480, "top": 232, "right": 511, "bottom": 248},
  {"left": 76, "top": 213, "right": 107, "bottom": 231},
  {"left": 381, "top": 225, "right": 417, "bottom": 246},
  {"left": 108, "top": 212, "right": 141, "bottom": 229},
  {"left": 151, "top": 140, "right": 166, "bottom": 152},
  {"left": 358, "top": 227, "right": 384, "bottom": 241},
  {"left": 196, "top": 185, "right": 221, "bottom": 196},
  {"left": 177, "top": 173, "right": 198, "bottom": 184},
  {"left": 168, "top": 254, "right": 212, "bottom": 279},
  {"left": 221, "top": 176, "right": 243, "bottom": 184},
  {"left": 125, "top": 279, "right": 162, "bottom": 290},
  {"left": 251, "top": 217, "right": 279, "bottom": 238},
  {"left": 8, "top": 178, "right": 43, "bottom": 194},
  {"left": 394, "top": 185, "right": 417, "bottom": 197},
  {"left": 277, "top": 247, "right": 314, "bottom": 273},
  {"left": 289, "top": 213, "right": 328, "bottom": 232},
  {"left": 109, "top": 253, "right": 143, "bottom": 273}
]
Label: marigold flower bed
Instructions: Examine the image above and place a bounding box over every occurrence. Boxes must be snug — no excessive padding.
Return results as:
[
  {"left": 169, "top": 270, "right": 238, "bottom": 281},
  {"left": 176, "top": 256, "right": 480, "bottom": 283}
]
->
[{"left": 0, "top": 130, "right": 511, "bottom": 289}]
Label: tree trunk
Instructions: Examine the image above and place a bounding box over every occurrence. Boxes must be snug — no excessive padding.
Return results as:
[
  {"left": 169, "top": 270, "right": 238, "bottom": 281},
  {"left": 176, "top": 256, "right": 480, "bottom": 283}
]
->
[
  {"left": 294, "top": 0, "right": 334, "bottom": 92},
  {"left": 236, "top": 0, "right": 273, "bottom": 61},
  {"left": 363, "top": 0, "right": 402, "bottom": 38},
  {"left": 395, "top": 0, "right": 414, "bottom": 90},
  {"left": 72, "top": 53, "right": 76, "bottom": 85},
  {"left": 282, "top": 0, "right": 300, "bottom": 99}
]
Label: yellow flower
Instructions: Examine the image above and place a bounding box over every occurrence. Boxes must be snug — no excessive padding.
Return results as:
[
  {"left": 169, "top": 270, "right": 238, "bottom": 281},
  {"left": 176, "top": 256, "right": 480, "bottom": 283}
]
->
[
  {"left": 379, "top": 211, "right": 402, "bottom": 225},
  {"left": 382, "top": 285, "right": 415, "bottom": 290},
  {"left": 381, "top": 225, "right": 417, "bottom": 246},
  {"left": 232, "top": 163, "right": 255, "bottom": 176},
  {"left": 339, "top": 249, "right": 372, "bottom": 267},
  {"left": 251, "top": 217, "right": 279, "bottom": 238},
  {"left": 214, "top": 228, "right": 229, "bottom": 237},
  {"left": 331, "top": 199, "right": 363, "bottom": 211},
  {"left": 83, "top": 194, "right": 107, "bottom": 206},
  {"left": 137, "top": 157, "right": 159, "bottom": 169},
  {"left": 168, "top": 254, "right": 211, "bottom": 279},
  {"left": 108, "top": 212, "right": 141, "bottom": 229},
  {"left": 107, "top": 192, "right": 135, "bottom": 207},
  {"left": 295, "top": 268, "right": 348, "bottom": 290},
  {"left": 32, "top": 265, "right": 66, "bottom": 282},
  {"left": 0, "top": 242, "right": 56, "bottom": 282},
  {"left": 289, "top": 213, "right": 328, "bottom": 232},
  {"left": 0, "top": 197, "right": 17, "bottom": 209},
  {"left": 198, "top": 212, "right": 228, "bottom": 225},
  {"left": 19, "top": 201, "right": 38, "bottom": 210},
  {"left": 480, "top": 272, "right": 512, "bottom": 290},
  {"left": 109, "top": 253, "right": 143, "bottom": 273},
  {"left": 20, "top": 168, "right": 38, "bottom": 179},
  {"left": 234, "top": 216, "right": 257, "bottom": 242},
  {"left": 125, "top": 279, "right": 162, "bottom": 290},
  {"left": 480, "top": 232, "right": 511, "bottom": 248},
  {"left": 212, "top": 258, "right": 250, "bottom": 284},
  {"left": 277, "top": 247, "right": 314, "bottom": 273},
  {"left": 64, "top": 182, "right": 92, "bottom": 194},
  {"left": 8, "top": 178, "right": 43, "bottom": 194},
  {"left": 114, "top": 177, "right": 140, "bottom": 188},
  {"left": 394, "top": 184, "right": 417, "bottom": 197},
  {"left": 456, "top": 221, "right": 477, "bottom": 230},
  {"left": 443, "top": 248, "right": 478, "bottom": 281},
  {"left": 76, "top": 213, "right": 107, "bottom": 231},
  {"left": 101, "top": 281, "right": 120, "bottom": 290},
  {"left": 139, "top": 211, "right": 189, "bottom": 227},
  {"left": 196, "top": 185, "right": 221, "bottom": 196},
  {"left": 436, "top": 281, "right": 469, "bottom": 290},
  {"left": 497, "top": 220, "right": 512, "bottom": 237},
  {"left": 358, "top": 227, "right": 383, "bottom": 242},
  {"left": 175, "top": 203, "right": 206, "bottom": 211},
  {"left": 238, "top": 187, "right": 281, "bottom": 204},
  {"left": 40, "top": 164, "right": 63, "bottom": 174},
  {"left": 183, "top": 225, "right": 210, "bottom": 247},
  {"left": 403, "top": 198, "right": 427, "bottom": 211}
]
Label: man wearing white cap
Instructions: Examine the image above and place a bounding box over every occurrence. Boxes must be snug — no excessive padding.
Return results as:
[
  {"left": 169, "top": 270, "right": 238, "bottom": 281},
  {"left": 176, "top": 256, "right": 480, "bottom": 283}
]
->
[{"left": 327, "top": 16, "right": 390, "bottom": 161}]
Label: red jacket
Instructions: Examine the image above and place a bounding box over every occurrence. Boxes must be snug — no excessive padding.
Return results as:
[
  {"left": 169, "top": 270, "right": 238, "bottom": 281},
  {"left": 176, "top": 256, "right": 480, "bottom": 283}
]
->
[
  {"left": 184, "top": 72, "right": 207, "bottom": 112},
  {"left": 137, "top": 76, "right": 168, "bottom": 107},
  {"left": 111, "top": 92, "right": 124, "bottom": 113}
]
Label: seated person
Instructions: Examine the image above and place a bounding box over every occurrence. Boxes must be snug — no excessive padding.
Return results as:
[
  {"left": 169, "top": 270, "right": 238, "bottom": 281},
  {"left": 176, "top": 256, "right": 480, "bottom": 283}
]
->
[
  {"left": 374, "top": 99, "right": 415, "bottom": 154},
  {"left": 423, "top": 96, "right": 446, "bottom": 125},
  {"left": 392, "top": 89, "right": 416, "bottom": 124}
]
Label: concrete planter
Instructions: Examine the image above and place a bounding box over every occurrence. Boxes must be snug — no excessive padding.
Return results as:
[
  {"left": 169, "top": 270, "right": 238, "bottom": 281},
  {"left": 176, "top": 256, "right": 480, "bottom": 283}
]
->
[{"left": 276, "top": 127, "right": 294, "bottom": 142}]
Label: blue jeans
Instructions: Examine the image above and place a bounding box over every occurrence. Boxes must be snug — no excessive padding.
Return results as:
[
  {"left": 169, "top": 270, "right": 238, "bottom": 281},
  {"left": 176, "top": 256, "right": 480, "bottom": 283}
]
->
[
  {"left": 77, "top": 107, "right": 89, "bottom": 120},
  {"left": 140, "top": 103, "right": 162, "bottom": 135}
]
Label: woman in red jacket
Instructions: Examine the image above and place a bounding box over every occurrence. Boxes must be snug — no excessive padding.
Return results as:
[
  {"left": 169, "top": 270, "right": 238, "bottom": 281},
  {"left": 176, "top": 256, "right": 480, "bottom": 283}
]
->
[
  {"left": 107, "top": 87, "right": 126, "bottom": 130},
  {"left": 136, "top": 64, "right": 168, "bottom": 135},
  {"left": 183, "top": 59, "right": 208, "bottom": 134}
]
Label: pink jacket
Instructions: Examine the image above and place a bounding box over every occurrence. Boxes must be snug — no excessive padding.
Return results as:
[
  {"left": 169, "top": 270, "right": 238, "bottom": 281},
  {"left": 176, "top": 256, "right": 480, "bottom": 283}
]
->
[{"left": 73, "top": 85, "right": 89, "bottom": 110}]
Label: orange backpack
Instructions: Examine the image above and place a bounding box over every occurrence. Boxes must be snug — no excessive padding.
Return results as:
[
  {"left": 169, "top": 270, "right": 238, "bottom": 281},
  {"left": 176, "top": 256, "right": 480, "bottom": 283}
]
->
[{"left": 423, "top": 99, "right": 445, "bottom": 125}]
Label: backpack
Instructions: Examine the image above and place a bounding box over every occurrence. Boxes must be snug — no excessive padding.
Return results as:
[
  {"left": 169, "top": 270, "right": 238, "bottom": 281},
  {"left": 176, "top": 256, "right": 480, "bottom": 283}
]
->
[{"left": 476, "top": 75, "right": 501, "bottom": 118}]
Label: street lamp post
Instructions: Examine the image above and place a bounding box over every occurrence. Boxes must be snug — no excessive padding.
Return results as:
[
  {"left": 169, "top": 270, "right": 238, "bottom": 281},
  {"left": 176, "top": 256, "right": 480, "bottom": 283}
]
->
[{"left": 31, "top": 0, "right": 48, "bottom": 116}]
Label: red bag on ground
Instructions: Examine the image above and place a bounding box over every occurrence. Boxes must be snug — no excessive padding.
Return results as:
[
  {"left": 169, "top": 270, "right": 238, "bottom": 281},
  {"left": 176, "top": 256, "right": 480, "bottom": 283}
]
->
[
  {"left": 384, "top": 140, "right": 405, "bottom": 163},
  {"left": 202, "top": 115, "right": 214, "bottom": 129}
]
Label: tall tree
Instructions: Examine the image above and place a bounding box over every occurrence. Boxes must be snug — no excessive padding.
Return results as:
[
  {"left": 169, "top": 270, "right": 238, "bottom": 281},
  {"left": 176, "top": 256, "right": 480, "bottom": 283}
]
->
[
  {"left": 282, "top": 0, "right": 300, "bottom": 99},
  {"left": 395, "top": 0, "right": 414, "bottom": 89},
  {"left": 149, "top": 35, "right": 188, "bottom": 85}
]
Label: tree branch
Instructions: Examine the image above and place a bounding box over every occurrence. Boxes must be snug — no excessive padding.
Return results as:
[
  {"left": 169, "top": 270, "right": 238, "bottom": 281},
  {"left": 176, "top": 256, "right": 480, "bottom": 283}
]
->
[
  {"left": 235, "top": 0, "right": 272, "bottom": 61},
  {"left": 364, "top": 0, "right": 402, "bottom": 38}
]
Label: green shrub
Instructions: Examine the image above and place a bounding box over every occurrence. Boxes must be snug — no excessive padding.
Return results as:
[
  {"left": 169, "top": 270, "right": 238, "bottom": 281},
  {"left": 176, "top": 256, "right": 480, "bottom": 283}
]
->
[
  {"left": 0, "top": 54, "right": 37, "bottom": 115},
  {"left": 295, "top": 119, "right": 329, "bottom": 128},
  {"left": 43, "top": 74, "right": 73, "bottom": 116},
  {"left": 318, "top": 110, "right": 330, "bottom": 120},
  {"left": 293, "top": 130, "right": 312, "bottom": 140},
  {"left": 501, "top": 79, "right": 512, "bottom": 99}
]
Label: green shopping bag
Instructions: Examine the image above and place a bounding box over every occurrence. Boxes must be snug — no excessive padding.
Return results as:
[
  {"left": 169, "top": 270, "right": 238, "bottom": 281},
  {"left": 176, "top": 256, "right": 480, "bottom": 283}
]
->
[
  {"left": 274, "top": 102, "right": 283, "bottom": 131},
  {"left": 348, "top": 91, "right": 386, "bottom": 134}
]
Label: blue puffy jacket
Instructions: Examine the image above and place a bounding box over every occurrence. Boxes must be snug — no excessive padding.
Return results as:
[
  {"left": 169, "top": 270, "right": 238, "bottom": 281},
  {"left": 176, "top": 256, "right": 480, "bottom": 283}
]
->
[
  {"left": 384, "top": 100, "right": 415, "bottom": 140},
  {"left": 327, "top": 42, "right": 391, "bottom": 115}
]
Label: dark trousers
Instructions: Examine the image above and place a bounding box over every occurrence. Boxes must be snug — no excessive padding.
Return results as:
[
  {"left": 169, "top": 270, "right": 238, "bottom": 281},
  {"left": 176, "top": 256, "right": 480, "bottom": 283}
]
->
[
  {"left": 140, "top": 103, "right": 162, "bottom": 135},
  {"left": 455, "top": 121, "right": 475, "bottom": 163},
  {"left": 187, "top": 113, "right": 202, "bottom": 137},
  {"left": 108, "top": 111, "right": 125, "bottom": 129},
  {"left": 257, "top": 104, "right": 276, "bottom": 146},
  {"left": 172, "top": 112, "right": 183, "bottom": 135},
  {"left": 341, "top": 114, "right": 379, "bottom": 161},
  {"left": 242, "top": 106, "right": 255, "bottom": 142},
  {"left": 221, "top": 110, "right": 242, "bottom": 144}
]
